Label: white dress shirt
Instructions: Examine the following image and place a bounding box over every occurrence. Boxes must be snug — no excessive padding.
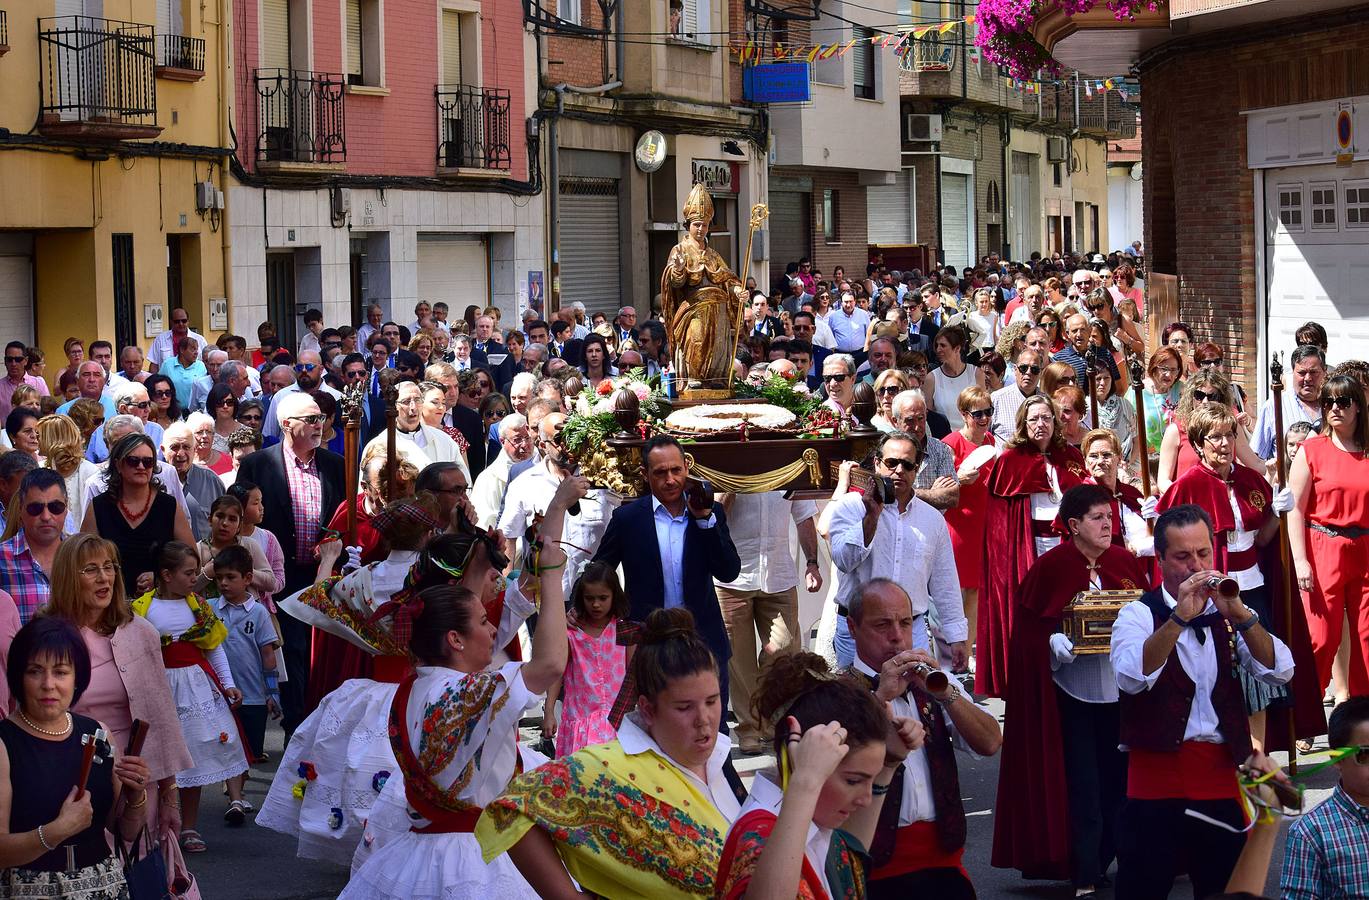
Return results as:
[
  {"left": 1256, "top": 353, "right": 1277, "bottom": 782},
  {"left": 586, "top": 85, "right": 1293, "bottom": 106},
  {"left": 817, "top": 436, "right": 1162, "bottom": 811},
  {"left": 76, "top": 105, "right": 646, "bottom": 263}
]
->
[
  {"left": 827, "top": 491, "right": 968, "bottom": 644},
  {"left": 651, "top": 495, "right": 715, "bottom": 610},
  {"left": 715, "top": 492, "right": 816, "bottom": 594},
  {"left": 470, "top": 450, "right": 518, "bottom": 530},
  {"left": 1111, "top": 587, "right": 1294, "bottom": 746},
  {"left": 147, "top": 329, "right": 208, "bottom": 368},
  {"left": 852, "top": 655, "right": 980, "bottom": 825},
  {"left": 1049, "top": 567, "right": 1120, "bottom": 703},
  {"left": 616, "top": 713, "right": 740, "bottom": 824},
  {"left": 497, "top": 462, "right": 621, "bottom": 593},
  {"left": 1225, "top": 486, "right": 1263, "bottom": 591}
]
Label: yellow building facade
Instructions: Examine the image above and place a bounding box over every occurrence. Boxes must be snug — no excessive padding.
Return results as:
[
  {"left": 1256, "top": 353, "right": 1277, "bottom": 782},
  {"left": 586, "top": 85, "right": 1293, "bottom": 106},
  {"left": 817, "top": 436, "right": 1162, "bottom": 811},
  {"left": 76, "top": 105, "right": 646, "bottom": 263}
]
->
[{"left": 0, "top": 0, "right": 231, "bottom": 371}]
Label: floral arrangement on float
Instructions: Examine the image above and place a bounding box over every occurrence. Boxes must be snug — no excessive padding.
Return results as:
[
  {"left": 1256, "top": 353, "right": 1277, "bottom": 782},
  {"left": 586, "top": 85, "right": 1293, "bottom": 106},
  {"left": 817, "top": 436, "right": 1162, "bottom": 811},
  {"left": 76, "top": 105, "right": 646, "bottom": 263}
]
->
[{"left": 975, "top": 0, "right": 1165, "bottom": 79}]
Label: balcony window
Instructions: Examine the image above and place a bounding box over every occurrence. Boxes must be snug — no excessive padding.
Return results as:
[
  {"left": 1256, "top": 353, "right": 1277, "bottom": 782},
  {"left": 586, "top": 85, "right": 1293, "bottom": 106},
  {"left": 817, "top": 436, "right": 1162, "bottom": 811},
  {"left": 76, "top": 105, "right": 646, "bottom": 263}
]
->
[
  {"left": 345, "top": 0, "right": 383, "bottom": 87},
  {"left": 673, "top": 0, "right": 712, "bottom": 46},
  {"left": 38, "top": 16, "right": 160, "bottom": 140},
  {"left": 852, "top": 27, "right": 875, "bottom": 99},
  {"left": 255, "top": 69, "right": 346, "bottom": 166},
  {"left": 436, "top": 86, "right": 511, "bottom": 171},
  {"left": 1, "top": 9, "right": 10, "bottom": 56},
  {"left": 822, "top": 189, "right": 840, "bottom": 243},
  {"left": 558, "top": 0, "right": 580, "bottom": 26}
]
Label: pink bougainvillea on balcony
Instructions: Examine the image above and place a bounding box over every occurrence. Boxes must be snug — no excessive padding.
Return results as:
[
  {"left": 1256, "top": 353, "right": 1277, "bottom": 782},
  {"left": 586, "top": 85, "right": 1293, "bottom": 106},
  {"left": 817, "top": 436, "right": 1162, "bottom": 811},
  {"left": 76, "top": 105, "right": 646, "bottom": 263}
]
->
[{"left": 977, "top": 0, "right": 1165, "bottom": 79}]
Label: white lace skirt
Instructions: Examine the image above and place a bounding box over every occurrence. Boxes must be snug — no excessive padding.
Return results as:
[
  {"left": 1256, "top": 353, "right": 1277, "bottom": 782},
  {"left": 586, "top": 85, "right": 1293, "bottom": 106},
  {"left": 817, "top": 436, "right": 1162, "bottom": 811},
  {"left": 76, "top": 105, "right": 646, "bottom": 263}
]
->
[
  {"left": 166, "top": 664, "right": 248, "bottom": 788},
  {"left": 257, "top": 678, "right": 400, "bottom": 866},
  {"left": 342, "top": 830, "right": 534, "bottom": 900}
]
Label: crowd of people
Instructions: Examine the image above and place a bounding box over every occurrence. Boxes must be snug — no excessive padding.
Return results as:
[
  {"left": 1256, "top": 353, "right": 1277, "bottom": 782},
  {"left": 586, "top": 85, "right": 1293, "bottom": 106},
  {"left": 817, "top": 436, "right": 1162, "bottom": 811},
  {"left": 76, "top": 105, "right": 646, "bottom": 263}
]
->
[{"left": 1, "top": 245, "right": 1367, "bottom": 900}]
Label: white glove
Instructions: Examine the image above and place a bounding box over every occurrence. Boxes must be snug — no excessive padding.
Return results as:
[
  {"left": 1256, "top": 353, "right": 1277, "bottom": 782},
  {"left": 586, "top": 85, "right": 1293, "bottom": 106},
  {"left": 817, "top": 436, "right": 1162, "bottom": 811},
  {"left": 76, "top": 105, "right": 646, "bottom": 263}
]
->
[
  {"left": 1048, "top": 632, "right": 1077, "bottom": 669},
  {"left": 342, "top": 545, "right": 364, "bottom": 574},
  {"left": 1139, "top": 495, "right": 1159, "bottom": 520},
  {"left": 1272, "top": 487, "right": 1294, "bottom": 516},
  {"left": 1130, "top": 534, "right": 1156, "bottom": 558}
]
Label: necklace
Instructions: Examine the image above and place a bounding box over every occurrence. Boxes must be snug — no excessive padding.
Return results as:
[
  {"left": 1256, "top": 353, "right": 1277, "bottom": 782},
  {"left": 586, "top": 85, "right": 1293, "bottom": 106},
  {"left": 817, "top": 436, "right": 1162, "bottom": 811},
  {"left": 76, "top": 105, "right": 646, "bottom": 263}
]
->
[
  {"left": 17, "top": 708, "right": 72, "bottom": 737},
  {"left": 119, "top": 489, "right": 154, "bottom": 522}
]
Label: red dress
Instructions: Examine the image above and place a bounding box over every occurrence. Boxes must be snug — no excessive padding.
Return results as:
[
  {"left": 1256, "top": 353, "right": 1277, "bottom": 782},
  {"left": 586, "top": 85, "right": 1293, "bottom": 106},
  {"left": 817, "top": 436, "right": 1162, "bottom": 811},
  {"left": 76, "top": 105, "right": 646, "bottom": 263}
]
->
[
  {"left": 944, "top": 430, "right": 996, "bottom": 590},
  {"left": 976, "top": 443, "right": 1087, "bottom": 698},
  {"left": 1300, "top": 434, "right": 1369, "bottom": 694}
]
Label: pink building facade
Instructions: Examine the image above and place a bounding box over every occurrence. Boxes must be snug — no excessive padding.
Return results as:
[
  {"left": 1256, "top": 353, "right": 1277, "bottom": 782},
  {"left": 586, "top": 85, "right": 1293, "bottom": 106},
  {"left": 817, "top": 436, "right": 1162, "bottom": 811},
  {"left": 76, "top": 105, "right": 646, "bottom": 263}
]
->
[{"left": 227, "top": 0, "right": 543, "bottom": 346}]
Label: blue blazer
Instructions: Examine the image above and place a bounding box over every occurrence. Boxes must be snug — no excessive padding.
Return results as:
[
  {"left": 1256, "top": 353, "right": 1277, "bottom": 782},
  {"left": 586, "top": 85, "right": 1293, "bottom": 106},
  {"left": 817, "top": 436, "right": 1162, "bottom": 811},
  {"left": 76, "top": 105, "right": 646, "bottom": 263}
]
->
[{"left": 593, "top": 495, "right": 741, "bottom": 664}]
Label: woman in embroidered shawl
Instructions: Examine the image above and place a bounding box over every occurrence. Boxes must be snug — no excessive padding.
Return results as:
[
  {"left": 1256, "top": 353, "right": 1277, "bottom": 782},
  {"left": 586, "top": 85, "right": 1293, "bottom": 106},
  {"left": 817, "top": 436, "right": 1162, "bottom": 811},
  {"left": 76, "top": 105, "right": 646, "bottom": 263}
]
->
[
  {"left": 476, "top": 607, "right": 743, "bottom": 899},
  {"left": 339, "top": 475, "right": 584, "bottom": 899},
  {"left": 714, "top": 652, "right": 924, "bottom": 900},
  {"left": 259, "top": 496, "right": 541, "bottom": 867}
]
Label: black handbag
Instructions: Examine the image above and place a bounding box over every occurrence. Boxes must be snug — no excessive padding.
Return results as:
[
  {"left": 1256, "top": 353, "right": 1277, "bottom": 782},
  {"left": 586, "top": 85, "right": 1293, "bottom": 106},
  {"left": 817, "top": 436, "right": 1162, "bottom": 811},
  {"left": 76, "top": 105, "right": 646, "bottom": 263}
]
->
[{"left": 116, "top": 826, "right": 170, "bottom": 900}]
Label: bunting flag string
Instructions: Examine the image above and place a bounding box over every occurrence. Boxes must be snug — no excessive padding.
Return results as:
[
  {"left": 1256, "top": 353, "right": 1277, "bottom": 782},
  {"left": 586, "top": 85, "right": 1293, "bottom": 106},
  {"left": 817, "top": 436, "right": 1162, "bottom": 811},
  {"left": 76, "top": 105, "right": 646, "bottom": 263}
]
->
[{"left": 728, "top": 13, "right": 974, "bottom": 63}]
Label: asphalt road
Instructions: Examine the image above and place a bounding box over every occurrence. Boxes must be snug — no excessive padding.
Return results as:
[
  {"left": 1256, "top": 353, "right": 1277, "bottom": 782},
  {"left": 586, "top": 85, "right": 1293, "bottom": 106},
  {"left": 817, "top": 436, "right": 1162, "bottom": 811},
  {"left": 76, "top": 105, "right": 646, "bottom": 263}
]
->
[{"left": 186, "top": 698, "right": 1340, "bottom": 899}]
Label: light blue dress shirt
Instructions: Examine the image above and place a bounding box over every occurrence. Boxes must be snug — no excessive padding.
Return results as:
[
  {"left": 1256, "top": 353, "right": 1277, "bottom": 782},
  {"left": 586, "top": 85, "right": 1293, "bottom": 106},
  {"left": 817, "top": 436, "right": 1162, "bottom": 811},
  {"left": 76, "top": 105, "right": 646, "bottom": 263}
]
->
[{"left": 650, "top": 495, "right": 714, "bottom": 610}]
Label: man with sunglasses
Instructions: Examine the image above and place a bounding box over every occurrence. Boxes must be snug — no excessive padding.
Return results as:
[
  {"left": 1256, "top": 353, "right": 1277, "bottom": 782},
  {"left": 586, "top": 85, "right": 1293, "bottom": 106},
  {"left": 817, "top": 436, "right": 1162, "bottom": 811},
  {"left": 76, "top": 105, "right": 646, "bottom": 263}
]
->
[
  {"left": 261, "top": 350, "right": 341, "bottom": 442},
  {"left": 1281, "top": 696, "right": 1369, "bottom": 898},
  {"left": 991, "top": 348, "right": 1046, "bottom": 440},
  {"left": 146, "top": 307, "right": 208, "bottom": 375},
  {"left": 889, "top": 390, "right": 959, "bottom": 512},
  {"left": 0, "top": 468, "right": 67, "bottom": 623},
  {"left": 826, "top": 430, "right": 968, "bottom": 672},
  {"left": 236, "top": 391, "right": 346, "bottom": 735},
  {"left": 820, "top": 354, "right": 858, "bottom": 413},
  {"left": 1252, "top": 344, "right": 1327, "bottom": 460},
  {"left": 0, "top": 341, "right": 48, "bottom": 421}
]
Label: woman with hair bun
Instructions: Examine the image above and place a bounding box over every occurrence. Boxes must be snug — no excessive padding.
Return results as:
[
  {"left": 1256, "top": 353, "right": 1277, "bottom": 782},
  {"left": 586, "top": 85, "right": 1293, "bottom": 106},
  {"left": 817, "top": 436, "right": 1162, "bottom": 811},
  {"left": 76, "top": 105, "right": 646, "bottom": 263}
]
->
[
  {"left": 477, "top": 606, "right": 743, "bottom": 899},
  {"left": 340, "top": 475, "right": 585, "bottom": 899},
  {"left": 714, "top": 652, "right": 924, "bottom": 899}
]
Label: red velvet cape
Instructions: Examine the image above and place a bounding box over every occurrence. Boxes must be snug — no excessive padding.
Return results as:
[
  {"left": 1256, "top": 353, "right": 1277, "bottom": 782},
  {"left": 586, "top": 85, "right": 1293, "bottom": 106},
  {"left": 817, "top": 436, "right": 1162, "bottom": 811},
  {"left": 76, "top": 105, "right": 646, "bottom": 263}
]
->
[
  {"left": 991, "top": 541, "right": 1147, "bottom": 880},
  {"left": 1158, "top": 463, "right": 1325, "bottom": 748},
  {"left": 976, "top": 443, "right": 1086, "bottom": 697}
]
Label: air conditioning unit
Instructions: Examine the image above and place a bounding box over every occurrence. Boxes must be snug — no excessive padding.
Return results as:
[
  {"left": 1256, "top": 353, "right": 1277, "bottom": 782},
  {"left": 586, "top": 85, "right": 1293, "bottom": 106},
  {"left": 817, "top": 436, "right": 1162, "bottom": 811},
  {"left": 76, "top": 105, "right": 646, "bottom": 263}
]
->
[
  {"left": 1047, "top": 136, "right": 1069, "bottom": 163},
  {"left": 904, "top": 113, "right": 943, "bottom": 143}
]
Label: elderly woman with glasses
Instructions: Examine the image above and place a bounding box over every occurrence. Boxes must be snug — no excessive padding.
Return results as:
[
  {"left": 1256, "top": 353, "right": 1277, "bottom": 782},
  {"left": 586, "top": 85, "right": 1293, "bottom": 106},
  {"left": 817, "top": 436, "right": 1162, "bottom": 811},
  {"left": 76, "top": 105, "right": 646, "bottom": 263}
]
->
[
  {"left": 1157, "top": 370, "right": 1264, "bottom": 493},
  {"left": 871, "top": 369, "right": 912, "bottom": 433},
  {"left": 1135, "top": 346, "right": 1185, "bottom": 463},
  {"left": 1288, "top": 375, "right": 1369, "bottom": 700},
  {"left": 978, "top": 395, "right": 1087, "bottom": 697},
  {"left": 1162, "top": 322, "right": 1199, "bottom": 377},
  {"left": 1158, "top": 403, "right": 1316, "bottom": 751}
]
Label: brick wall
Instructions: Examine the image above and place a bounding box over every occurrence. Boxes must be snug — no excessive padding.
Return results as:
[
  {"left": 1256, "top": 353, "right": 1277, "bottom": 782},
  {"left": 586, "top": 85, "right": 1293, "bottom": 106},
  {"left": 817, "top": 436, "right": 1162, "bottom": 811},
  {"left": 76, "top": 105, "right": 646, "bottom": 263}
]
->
[
  {"left": 545, "top": 1, "right": 611, "bottom": 89},
  {"left": 1139, "top": 6, "right": 1369, "bottom": 392},
  {"left": 809, "top": 170, "right": 869, "bottom": 275}
]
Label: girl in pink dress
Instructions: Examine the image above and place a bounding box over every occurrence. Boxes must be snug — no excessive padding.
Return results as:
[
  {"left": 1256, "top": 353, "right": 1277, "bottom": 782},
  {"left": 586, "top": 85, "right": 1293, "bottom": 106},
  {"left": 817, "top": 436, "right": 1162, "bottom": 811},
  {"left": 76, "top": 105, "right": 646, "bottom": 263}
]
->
[{"left": 541, "top": 562, "right": 638, "bottom": 757}]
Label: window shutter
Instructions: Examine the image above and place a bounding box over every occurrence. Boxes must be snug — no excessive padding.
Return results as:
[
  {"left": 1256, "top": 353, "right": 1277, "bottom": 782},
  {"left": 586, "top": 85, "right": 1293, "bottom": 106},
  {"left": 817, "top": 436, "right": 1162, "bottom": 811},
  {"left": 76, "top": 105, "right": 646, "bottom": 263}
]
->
[
  {"left": 346, "top": 0, "right": 363, "bottom": 80},
  {"left": 261, "top": 0, "right": 291, "bottom": 70},
  {"left": 442, "top": 9, "right": 462, "bottom": 85},
  {"left": 852, "top": 27, "right": 870, "bottom": 89}
]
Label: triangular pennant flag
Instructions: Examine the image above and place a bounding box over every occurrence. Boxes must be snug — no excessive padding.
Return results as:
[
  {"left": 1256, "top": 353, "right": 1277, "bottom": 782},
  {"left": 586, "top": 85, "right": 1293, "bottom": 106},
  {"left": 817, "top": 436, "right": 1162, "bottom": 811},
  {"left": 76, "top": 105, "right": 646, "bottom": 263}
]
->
[
  {"left": 1105, "top": 78, "right": 1115, "bottom": 89},
  {"left": 914, "top": 24, "right": 934, "bottom": 37},
  {"left": 806, "top": 44, "right": 822, "bottom": 62},
  {"left": 836, "top": 38, "right": 858, "bottom": 57},
  {"left": 819, "top": 42, "right": 839, "bottom": 59},
  {"left": 938, "top": 20, "right": 958, "bottom": 34},
  {"left": 965, "top": 14, "right": 975, "bottom": 23},
  {"left": 1084, "top": 81, "right": 1093, "bottom": 98}
]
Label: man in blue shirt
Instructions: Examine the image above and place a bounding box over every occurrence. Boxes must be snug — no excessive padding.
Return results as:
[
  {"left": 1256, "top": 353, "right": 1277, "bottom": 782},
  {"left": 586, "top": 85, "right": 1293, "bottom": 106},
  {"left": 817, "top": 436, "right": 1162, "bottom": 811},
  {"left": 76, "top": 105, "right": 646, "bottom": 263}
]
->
[
  {"left": 826, "top": 292, "right": 871, "bottom": 363},
  {"left": 56, "top": 361, "right": 117, "bottom": 419}
]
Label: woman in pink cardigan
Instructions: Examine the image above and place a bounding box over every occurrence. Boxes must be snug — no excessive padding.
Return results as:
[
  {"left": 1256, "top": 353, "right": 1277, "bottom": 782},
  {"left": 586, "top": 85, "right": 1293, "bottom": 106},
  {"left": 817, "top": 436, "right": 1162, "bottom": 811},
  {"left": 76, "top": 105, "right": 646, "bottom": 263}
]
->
[{"left": 48, "top": 533, "right": 194, "bottom": 835}]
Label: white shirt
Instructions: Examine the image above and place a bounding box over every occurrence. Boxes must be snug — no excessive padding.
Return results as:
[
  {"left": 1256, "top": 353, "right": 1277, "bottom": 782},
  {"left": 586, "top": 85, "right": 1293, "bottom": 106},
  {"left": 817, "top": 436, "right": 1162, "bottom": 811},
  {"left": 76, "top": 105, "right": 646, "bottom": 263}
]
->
[
  {"left": 1049, "top": 567, "right": 1119, "bottom": 703},
  {"left": 827, "top": 491, "right": 968, "bottom": 644},
  {"left": 361, "top": 424, "right": 470, "bottom": 482},
  {"left": 497, "top": 461, "right": 621, "bottom": 593},
  {"left": 651, "top": 495, "right": 716, "bottom": 610},
  {"left": 1225, "top": 485, "right": 1263, "bottom": 591},
  {"left": 715, "top": 492, "right": 816, "bottom": 594},
  {"left": 810, "top": 316, "right": 837, "bottom": 350},
  {"left": 1029, "top": 461, "right": 1064, "bottom": 557},
  {"left": 617, "top": 713, "right": 740, "bottom": 824},
  {"left": 147, "top": 329, "right": 208, "bottom": 368},
  {"left": 471, "top": 449, "right": 519, "bottom": 530},
  {"left": 852, "top": 656, "right": 979, "bottom": 826},
  {"left": 1111, "top": 587, "right": 1294, "bottom": 746}
]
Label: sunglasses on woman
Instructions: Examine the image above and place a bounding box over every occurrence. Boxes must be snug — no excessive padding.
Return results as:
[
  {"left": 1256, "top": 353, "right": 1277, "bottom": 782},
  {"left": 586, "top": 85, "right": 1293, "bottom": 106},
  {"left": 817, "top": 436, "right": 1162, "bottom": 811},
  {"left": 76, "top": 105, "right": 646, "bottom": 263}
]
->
[
  {"left": 968, "top": 408, "right": 992, "bottom": 420},
  {"left": 1322, "top": 396, "right": 1354, "bottom": 411},
  {"left": 1191, "top": 389, "right": 1219, "bottom": 403},
  {"left": 122, "top": 456, "right": 156, "bottom": 469}
]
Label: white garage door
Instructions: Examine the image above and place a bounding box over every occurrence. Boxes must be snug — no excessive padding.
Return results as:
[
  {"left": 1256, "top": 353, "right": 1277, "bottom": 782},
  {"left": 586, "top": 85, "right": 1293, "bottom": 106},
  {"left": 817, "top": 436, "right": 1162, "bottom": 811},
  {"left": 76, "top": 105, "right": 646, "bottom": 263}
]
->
[
  {"left": 0, "top": 235, "right": 35, "bottom": 348},
  {"left": 417, "top": 234, "right": 489, "bottom": 311},
  {"left": 867, "top": 169, "right": 914, "bottom": 245},
  {"left": 1263, "top": 160, "right": 1369, "bottom": 367},
  {"left": 940, "top": 172, "right": 972, "bottom": 272}
]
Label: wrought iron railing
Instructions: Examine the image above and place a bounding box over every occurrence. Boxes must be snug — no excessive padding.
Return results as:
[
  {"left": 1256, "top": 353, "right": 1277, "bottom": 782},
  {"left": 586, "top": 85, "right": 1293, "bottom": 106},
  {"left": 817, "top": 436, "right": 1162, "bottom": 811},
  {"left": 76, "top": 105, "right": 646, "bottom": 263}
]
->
[
  {"left": 158, "top": 33, "right": 204, "bottom": 72},
  {"left": 38, "top": 16, "right": 157, "bottom": 126},
  {"left": 899, "top": 33, "right": 955, "bottom": 73},
  {"left": 435, "top": 84, "right": 511, "bottom": 170},
  {"left": 255, "top": 68, "right": 346, "bottom": 164}
]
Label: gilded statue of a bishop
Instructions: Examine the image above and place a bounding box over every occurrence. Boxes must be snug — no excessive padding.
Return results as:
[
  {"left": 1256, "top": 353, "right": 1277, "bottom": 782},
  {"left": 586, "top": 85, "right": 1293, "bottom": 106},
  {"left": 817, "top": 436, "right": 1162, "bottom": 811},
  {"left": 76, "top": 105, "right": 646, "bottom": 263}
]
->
[{"left": 660, "top": 184, "right": 748, "bottom": 396}]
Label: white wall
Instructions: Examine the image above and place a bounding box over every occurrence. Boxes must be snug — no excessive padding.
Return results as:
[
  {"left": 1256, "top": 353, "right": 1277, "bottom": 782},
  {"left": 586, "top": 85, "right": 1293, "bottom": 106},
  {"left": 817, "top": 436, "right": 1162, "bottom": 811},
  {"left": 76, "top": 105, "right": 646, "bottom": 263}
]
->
[{"left": 1108, "top": 167, "right": 1143, "bottom": 253}]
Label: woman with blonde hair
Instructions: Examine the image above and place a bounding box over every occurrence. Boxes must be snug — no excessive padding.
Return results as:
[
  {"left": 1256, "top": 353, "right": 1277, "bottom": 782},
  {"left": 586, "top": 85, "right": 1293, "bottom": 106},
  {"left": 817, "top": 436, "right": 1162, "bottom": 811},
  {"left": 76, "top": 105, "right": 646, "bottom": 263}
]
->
[
  {"left": 1156, "top": 369, "right": 1263, "bottom": 492},
  {"left": 1040, "top": 361, "right": 1080, "bottom": 400},
  {"left": 65, "top": 398, "right": 106, "bottom": 451},
  {"left": 872, "top": 369, "right": 912, "bottom": 432},
  {"left": 407, "top": 332, "right": 435, "bottom": 368},
  {"left": 47, "top": 532, "right": 194, "bottom": 836},
  {"left": 38, "top": 414, "right": 101, "bottom": 532}
]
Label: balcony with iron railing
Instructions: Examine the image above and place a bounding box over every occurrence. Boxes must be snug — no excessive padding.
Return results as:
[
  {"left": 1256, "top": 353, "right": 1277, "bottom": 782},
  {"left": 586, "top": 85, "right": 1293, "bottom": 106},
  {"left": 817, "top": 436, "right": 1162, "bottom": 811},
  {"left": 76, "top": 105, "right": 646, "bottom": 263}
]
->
[
  {"left": 1077, "top": 89, "right": 1138, "bottom": 138},
  {"left": 898, "top": 33, "right": 1030, "bottom": 112},
  {"left": 155, "top": 32, "right": 204, "bottom": 81},
  {"left": 37, "top": 16, "right": 160, "bottom": 140},
  {"left": 435, "top": 84, "right": 511, "bottom": 173},
  {"left": 254, "top": 68, "right": 346, "bottom": 170}
]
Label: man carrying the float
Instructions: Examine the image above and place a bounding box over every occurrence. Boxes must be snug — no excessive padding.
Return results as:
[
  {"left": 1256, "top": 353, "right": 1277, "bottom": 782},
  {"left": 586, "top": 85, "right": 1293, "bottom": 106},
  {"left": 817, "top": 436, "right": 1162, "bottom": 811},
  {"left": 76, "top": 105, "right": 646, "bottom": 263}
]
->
[
  {"left": 1108, "top": 504, "right": 1294, "bottom": 899},
  {"left": 993, "top": 484, "right": 1149, "bottom": 897}
]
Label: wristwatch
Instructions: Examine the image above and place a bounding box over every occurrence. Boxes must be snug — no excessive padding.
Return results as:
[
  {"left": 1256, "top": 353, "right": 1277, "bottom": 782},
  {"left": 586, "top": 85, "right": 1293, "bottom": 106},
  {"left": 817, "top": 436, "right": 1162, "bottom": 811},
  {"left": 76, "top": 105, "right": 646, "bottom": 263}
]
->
[
  {"left": 1233, "top": 609, "right": 1261, "bottom": 633},
  {"left": 805, "top": 558, "right": 819, "bottom": 568},
  {"left": 933, "top": 691, "right": 958, "bottom": 708}
]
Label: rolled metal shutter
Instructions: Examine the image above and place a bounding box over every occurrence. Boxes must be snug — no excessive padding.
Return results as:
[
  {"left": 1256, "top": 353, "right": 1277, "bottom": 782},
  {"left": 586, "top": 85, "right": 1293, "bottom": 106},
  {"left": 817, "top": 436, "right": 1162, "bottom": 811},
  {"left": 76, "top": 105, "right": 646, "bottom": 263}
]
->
[
  {"left": 940, "top": 173, "right": 971, "bottom": 271},
  {"left": 417, "top": 234, "right": 489, "bottom": 308},
  {"left": 261, "top": 0, "right": 290, "bottom": 69},
  {"left": 0, "top": 235, "right": 35, "bottom": 346},
  {"left": 558, "top": 178, "right": 622, "bottom": 316},
  {"left": 346, "top": 0, "right": 363, "bottom": 80},
  {"left": 768, "top": 191, "right": 810, "bottom": 272},
  {"left": 867, "top": 169, "right": 913, "bottom": 244}
]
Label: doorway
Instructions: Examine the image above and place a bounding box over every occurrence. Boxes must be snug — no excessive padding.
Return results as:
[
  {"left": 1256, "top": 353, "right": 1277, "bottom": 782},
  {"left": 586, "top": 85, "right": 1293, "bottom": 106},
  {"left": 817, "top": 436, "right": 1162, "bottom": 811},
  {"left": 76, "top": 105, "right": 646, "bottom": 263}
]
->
[{"left": 266, "top": 251, "right": 297, "bottom": 351}]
